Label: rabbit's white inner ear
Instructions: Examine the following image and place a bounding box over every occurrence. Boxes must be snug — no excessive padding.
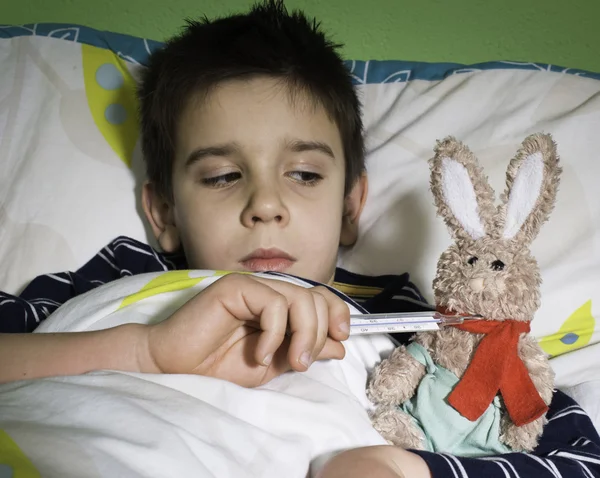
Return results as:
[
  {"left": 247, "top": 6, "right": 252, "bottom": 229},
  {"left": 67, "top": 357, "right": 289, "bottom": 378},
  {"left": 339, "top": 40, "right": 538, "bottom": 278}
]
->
[
  {"left": 441, "top": 157, "right": 486, "bottom": 240},
  {"left": 503, "top": 151, "right": 544, "bottom": 239}
]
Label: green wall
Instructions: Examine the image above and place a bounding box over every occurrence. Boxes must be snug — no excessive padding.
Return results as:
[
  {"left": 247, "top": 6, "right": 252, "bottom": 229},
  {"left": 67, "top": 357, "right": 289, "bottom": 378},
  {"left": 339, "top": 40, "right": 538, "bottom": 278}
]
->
[{"left": 4, "top": 0, "right": 600, "bottom": 72}]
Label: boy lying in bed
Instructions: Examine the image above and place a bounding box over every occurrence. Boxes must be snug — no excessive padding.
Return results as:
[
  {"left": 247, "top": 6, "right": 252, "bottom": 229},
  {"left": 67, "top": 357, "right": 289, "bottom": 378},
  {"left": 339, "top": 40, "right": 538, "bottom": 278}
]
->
[{"left": 1, "top": 1, "right": 599, "bottom": 476}]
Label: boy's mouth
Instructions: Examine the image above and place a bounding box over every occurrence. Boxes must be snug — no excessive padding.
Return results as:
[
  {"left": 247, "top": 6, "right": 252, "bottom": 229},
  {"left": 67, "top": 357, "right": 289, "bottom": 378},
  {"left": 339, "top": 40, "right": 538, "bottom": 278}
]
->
[{"left": 239, "top": 248, "right": 296, "bottom": 272}]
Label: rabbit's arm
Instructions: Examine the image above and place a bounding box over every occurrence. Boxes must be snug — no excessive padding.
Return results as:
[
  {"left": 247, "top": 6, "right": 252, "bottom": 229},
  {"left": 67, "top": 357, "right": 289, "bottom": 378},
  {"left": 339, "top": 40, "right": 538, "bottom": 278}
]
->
[
  {"left": 499, "top": 335, "right": 554, "bottom": 451},
  {"left": 518, "top": 334, "right": 554, "bottom": 405},
  {"left": 367, "top": 345, "right": 426, "bottom": 406}
]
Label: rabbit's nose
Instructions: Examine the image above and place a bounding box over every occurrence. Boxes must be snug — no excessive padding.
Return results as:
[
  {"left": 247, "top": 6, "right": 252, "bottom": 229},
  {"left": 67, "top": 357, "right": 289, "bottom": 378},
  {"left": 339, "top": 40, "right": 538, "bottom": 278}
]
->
[{"left": 469, "top": 277, "right": 485, "bottom": 292}]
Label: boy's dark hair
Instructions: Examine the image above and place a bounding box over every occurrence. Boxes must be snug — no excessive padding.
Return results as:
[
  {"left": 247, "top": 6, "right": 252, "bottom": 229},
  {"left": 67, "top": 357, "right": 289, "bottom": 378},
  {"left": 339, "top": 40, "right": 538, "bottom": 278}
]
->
[{"left": 138, "top": 0, "right": 365, "bottom": 202}]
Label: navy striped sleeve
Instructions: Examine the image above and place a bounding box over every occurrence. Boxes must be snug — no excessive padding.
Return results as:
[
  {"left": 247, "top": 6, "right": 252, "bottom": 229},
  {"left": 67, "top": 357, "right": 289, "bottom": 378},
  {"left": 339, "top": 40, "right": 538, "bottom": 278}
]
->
[
  {"left": 0, "top": 236, "right": 185, "bottom": 332},
  {"left": 413, "top": 390, "right": 600, "bottom": 477}
]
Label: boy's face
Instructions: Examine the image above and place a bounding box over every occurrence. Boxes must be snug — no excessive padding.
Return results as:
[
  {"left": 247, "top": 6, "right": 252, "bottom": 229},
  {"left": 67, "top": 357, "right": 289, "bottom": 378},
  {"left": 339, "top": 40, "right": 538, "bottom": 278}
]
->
[{"left": 143, "top": 77, "right": 366, "bottom": 285}]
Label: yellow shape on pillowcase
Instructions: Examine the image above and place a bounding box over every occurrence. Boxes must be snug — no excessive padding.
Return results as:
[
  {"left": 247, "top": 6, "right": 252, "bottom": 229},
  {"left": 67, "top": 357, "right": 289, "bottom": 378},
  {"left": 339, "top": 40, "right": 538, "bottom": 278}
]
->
[
  {"left": 82, "top": 44, "right": 139, "bottom": 168},
  {"left": 118, "top": 270, "right": 253, "bottom": 309},
  {"left": 0, "top": 429, "right": 40, "bottom": 477},
  {"left": 118, "top": 271, "right": 210, "bottom": 309},
  {"left": 539, "top": 300, "right": 595, "bottom": 357}
]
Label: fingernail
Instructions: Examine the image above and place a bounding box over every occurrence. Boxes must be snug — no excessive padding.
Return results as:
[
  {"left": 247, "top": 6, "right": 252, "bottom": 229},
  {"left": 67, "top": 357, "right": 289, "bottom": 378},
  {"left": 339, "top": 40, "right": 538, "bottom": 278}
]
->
[
  {"left": 299, "top": 351, "right": 311, "bottom": 368},
  {"left": 339, "top": 321, "right": 350, "bottom": 335},
  {"left": 263, "top": 353, "right": 273, "bottom": 366}
]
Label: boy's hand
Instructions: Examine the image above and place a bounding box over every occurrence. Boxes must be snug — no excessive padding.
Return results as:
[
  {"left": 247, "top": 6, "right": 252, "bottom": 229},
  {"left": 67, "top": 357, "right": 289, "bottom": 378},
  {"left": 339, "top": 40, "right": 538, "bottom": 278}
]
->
[{"left": 140, "top": 274, "right": 351, "bottom": 387}]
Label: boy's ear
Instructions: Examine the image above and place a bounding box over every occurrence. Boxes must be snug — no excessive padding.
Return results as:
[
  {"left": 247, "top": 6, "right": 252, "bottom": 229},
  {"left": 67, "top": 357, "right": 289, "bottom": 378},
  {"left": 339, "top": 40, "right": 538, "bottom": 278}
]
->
[
  {"left": 141, "top": 181, "right": 181, "bottom": 253},
  {"left": 340, "top": 173, "right": 368, "bottom": 246}
]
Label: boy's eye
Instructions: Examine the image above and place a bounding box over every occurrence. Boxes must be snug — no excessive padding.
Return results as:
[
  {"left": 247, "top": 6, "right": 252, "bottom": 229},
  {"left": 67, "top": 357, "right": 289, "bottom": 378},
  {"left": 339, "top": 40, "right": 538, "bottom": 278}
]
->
[
  {"left": 201, "top": 172, "right": 241, "bottom": 188},
  {"left": 491, "top": 259, "right": 505, "bottom": 271},
  {"left": 467, "top": 256, "right": 478, "bottom": 265},
  {"left": 287, "top": 171, "right": 323, "bottom": 186}
]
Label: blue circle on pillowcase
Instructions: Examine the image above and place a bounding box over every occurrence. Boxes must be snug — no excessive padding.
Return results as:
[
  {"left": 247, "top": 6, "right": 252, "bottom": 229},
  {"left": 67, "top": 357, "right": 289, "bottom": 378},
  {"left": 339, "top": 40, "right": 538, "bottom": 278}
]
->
[
  {"left": 559, "top": 333, "right": 579, "bottom": 345},
  {"left": 0, "top": 464, "right": 14, "bottom": 478},
  {"left": 96, "top": 63, "right": 124, "bottom": 90},
  {"left": 104, "top": 104, "right": 127, "bottom": 125}
]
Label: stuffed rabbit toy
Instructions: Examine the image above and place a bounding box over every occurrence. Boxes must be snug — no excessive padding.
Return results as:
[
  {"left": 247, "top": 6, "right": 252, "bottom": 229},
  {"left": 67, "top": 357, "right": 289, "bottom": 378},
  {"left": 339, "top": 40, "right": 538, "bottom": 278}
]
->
[{"left": 368, "top": 133, "right": 561, "bottom": 456}]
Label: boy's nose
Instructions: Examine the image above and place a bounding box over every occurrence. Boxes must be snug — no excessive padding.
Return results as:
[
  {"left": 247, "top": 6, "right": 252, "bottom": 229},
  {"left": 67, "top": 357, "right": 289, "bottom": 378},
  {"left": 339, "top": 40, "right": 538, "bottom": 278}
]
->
[
  {"left": 252, "top": 213, "right": 283, "bottom": 223},
  {"left": 241, "top": 187, "right": 289, "bottom": 227}
]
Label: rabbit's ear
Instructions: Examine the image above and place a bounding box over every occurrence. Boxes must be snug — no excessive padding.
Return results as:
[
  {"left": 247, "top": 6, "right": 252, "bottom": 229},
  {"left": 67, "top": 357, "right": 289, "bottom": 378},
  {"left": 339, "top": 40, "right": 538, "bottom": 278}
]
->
[
  {"left": 430, "top": 137, "right": 497, "bottom": 242},
  {"left": 497, "top": 133, "right": 561, "bottom": 245}
]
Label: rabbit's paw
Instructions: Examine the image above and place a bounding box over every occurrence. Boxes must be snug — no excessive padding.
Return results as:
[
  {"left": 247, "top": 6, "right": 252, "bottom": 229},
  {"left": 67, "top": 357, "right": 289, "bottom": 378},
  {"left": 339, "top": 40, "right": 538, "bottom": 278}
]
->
[
  {"left": 500, "top": 414, "right": 546, "bottom": 452},
  {"left": 370, "top": 405, "right": 426, "bottom": 450},
  {"left": 367, "top": 346, "right": 426, "bottom": 406}
]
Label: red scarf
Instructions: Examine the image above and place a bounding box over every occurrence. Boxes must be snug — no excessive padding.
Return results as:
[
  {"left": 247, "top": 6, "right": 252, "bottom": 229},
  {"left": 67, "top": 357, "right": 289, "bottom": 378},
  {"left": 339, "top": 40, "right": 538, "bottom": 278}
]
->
[{"left": 437, "top": 306, "right": 548, "bottom": 426}]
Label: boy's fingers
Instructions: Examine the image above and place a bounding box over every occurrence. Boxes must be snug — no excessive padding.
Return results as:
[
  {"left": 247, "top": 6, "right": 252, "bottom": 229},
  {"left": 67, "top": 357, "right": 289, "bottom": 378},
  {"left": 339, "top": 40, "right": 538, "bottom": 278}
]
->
[
  {"left": 246, "top": 277, "right": 349, "bottom": 369},
  {"left": 314, "top": 338, "right": 346, "bottom": 362},
  {"left": 251, "top": 279, "right": 350, "bottom": 342},
  {"left": 252, "top": 277, "right": 325, "bottom": 369},
  {"left": 311, "top": 286, "right": 351, "bottom": 341},
  {"left": 311, "top": 291, "right": 330, "bottom": 360},
  {"left": 286, "top": 288, "right": 319, "bottom": 371},
  {"left": 265, "top": 339, "right": 345, "bottom": 385},
  {"left": 207, "top": 275, "right": 293, "bottom": 366},
  {"left": 254, "top": 294, "right": 290, "bottom": 366}
]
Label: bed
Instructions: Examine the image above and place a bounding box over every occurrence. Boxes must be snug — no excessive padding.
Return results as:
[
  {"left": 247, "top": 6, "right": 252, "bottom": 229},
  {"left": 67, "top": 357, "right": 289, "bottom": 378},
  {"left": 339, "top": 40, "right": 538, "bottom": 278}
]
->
[{"left": 0, "top": 23, "right": 599, "bottom": 476}]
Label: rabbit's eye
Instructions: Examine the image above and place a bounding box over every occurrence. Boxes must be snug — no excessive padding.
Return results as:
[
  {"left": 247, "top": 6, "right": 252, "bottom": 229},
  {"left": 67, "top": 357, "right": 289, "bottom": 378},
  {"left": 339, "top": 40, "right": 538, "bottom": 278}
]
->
[
  {"left": 467, "top": 256, "right": 478, "bottom": 265},
  {"left": 491, "top": 260, "right": 505, "bottom": 271}
]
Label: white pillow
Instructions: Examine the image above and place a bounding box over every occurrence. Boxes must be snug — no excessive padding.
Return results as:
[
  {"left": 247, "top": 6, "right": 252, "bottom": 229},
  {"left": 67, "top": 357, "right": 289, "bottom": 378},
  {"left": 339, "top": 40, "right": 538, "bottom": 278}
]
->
[
  {"left": 0, "top": 26, "right": 598, "bottom": 366},
  {"left": 0, "top": 32, "right": 152, "bottom": 295}
]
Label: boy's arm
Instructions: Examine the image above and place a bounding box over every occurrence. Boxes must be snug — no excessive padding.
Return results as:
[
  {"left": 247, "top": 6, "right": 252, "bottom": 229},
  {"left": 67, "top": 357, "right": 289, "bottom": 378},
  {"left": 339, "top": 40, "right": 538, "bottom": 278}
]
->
[
  {"left": 1, "top": 274, "right": 351, "bottom": 387},
  {"left": 0, "top": 325, "right": 148, "bottom": 383}
]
